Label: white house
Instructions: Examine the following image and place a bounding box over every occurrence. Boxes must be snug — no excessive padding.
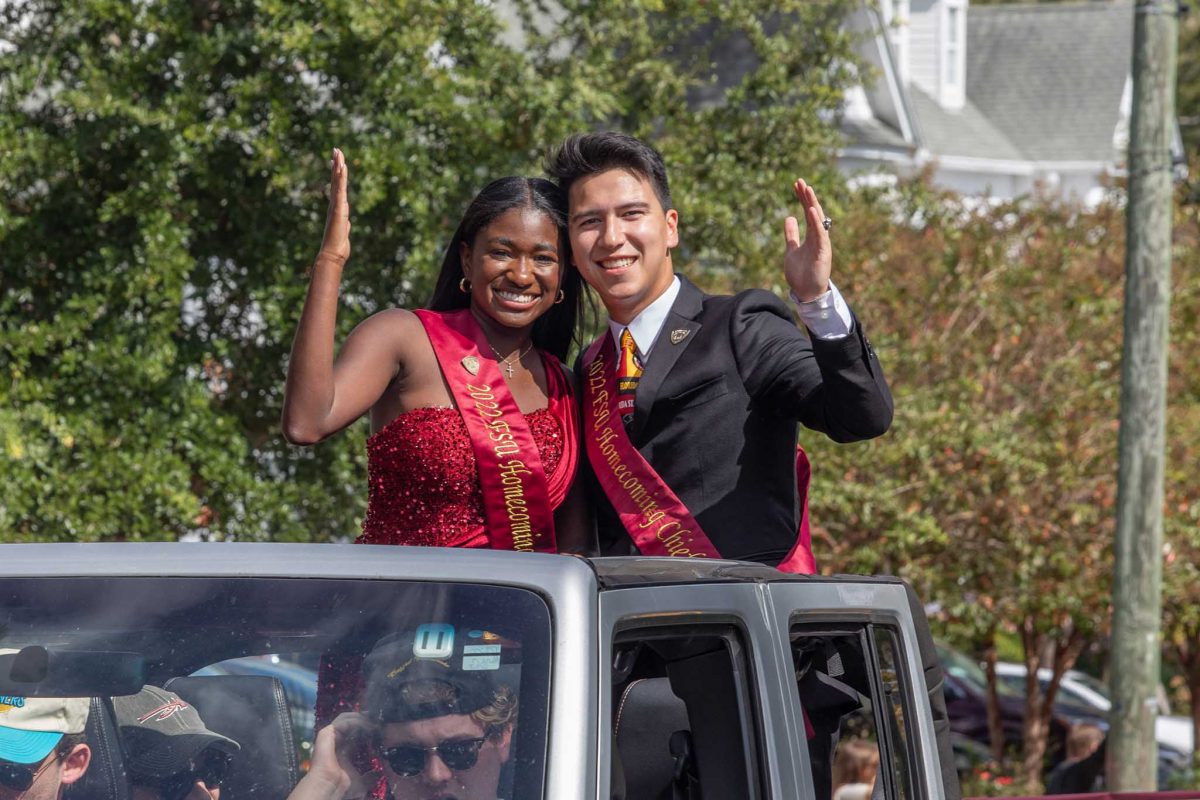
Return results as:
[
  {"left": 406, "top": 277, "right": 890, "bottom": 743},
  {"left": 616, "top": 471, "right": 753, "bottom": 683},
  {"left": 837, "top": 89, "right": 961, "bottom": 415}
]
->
[{"left": 839, "top": 0, "right": 1187, "bottom": 203}]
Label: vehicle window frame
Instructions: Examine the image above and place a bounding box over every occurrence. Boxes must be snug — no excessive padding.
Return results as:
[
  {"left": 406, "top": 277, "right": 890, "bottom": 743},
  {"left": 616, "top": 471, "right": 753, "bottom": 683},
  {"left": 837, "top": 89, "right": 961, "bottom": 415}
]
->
[
  {"left": 784, "top": 621, "right": 925, "bottom": 800},
  {"left": 599, "top": 584, "right": 779, "bottom": 800},
  {"left": 767, "top": 579, "right": 940, "bottom": 800},
  {"left": 866, "top": 623, "right": 922, "bottom": 800}
]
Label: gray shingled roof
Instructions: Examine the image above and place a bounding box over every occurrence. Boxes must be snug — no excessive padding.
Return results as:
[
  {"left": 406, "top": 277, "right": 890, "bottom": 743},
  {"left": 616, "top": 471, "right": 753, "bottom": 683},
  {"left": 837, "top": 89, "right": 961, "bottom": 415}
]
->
[
  {"left": 907, "top": 87, "right": 1025, "bottom": 161},
  {"left": 842, "top": 114, "right": 912, "bottom": 150},
  {"left": 965, "top": 0, "right": 1132, "bottom": 163}
]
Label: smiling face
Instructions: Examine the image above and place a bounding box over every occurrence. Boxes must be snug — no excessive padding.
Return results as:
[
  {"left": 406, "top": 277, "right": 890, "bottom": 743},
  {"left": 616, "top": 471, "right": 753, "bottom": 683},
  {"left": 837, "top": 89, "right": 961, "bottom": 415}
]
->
[
  {"left": 567, "top": 168, "right": 679, "bottom": 324},
  {"left": 379, "top": 714, "right": 512, "bottom": 800},
  {"left": 460, "top": 206, "right": 564, "bottom": 335}
]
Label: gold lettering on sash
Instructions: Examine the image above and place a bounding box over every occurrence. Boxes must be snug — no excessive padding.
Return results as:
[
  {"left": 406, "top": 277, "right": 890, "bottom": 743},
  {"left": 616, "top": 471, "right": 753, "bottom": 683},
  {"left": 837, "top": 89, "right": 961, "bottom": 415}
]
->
[
  {"left": 585, "top": 356, "right": 707, "bottom": 557},
  {"left": 460, "top": 380, "right": 542, "bottom": 551}
]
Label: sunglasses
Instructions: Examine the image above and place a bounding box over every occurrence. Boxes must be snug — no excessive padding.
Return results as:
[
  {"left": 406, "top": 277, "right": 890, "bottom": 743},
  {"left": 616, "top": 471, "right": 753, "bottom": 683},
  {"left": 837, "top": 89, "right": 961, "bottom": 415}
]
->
[
  {"left": 0, "top": 753, "right": 57, "bottom": 793},
  {"left": 141, "top": 751, "right": 230, "bottom": 800},
  {"left": 380, "top": 738, "right": 488, "bottom": 777}
]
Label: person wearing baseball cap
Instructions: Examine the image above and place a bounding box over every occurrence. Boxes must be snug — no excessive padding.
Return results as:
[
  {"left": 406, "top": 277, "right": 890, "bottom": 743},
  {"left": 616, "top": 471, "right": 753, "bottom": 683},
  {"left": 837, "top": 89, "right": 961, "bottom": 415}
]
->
[
  {"left": 0, "top": 687, "right": 91, "bottom": 800},
  {"left": 113, "top": 686, "right": 240, "bottom": 800},
  {"left": 290, "top": 629, "right": 517, "bottom": 800}
]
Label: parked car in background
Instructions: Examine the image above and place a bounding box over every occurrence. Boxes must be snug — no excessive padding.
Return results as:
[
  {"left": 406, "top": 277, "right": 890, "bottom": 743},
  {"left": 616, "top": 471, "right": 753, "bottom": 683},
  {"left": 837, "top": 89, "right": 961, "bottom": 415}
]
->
[
  {"left": 995, "top": 662, "right": 1194, "bottom": 758},
  {"left": 936, "top": 642, "right": 1190, "bottom": 785},
  {"left": 936, "top": 642, "right": 1102, "bottom": 768}
]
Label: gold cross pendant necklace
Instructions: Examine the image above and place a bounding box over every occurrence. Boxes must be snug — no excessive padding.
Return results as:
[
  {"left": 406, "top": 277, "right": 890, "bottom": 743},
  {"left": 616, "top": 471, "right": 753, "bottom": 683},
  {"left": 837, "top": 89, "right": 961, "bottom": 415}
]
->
[{"left": 488, "top": 341, "right": 534, "bottom": 379}]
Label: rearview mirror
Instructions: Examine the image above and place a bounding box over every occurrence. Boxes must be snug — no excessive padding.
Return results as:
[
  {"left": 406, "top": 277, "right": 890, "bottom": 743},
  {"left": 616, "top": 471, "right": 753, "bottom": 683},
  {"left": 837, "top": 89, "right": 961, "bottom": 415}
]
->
[{"left": 0, "top": 646, "right": 146, "bottom": 697}]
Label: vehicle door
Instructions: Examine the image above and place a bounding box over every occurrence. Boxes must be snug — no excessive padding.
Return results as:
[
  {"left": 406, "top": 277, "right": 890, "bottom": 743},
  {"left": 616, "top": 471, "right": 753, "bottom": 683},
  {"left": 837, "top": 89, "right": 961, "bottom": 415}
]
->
[
  {"left": 766, "top": 578, "right": 942, "bottom": 800},
  {"left": 598, "top": 580, "right": 791, "bottom": 800}
]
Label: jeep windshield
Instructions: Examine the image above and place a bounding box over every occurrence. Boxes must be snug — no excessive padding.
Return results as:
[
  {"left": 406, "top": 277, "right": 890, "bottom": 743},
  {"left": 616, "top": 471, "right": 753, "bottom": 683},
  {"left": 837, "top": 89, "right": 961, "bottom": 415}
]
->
[{"left": 0, "top": 575, "right": 551, "bottom": 800}]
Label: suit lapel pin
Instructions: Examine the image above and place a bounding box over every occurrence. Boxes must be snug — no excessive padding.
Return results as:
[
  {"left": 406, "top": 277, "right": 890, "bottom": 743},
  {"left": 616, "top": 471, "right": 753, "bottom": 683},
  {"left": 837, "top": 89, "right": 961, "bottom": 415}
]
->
[
  {"left": 670, "top": 329, "right": 690, "bottom": 345},
  {"left": 461, "top": 355, "right": 480, "bottom": 375}
]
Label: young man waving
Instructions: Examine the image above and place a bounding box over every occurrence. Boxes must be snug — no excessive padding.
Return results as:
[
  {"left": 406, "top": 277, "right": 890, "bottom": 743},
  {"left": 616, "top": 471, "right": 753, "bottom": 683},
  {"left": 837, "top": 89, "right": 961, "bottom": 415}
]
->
[{"left": 549, "top": 131, "right": 891, "bottom": 567}]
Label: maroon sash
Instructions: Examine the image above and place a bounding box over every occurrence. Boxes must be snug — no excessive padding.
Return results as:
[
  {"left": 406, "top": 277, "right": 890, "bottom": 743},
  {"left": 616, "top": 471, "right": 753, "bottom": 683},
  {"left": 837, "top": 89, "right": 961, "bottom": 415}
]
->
[
  {"left": 415, "top": 309, "right": 557, "bottom": 553},
  {"left": 582, "top": 335, "right": 721, "bottom": 559},
  {"left": 583, "top": 332, "right": 818, "bottom": 573}
]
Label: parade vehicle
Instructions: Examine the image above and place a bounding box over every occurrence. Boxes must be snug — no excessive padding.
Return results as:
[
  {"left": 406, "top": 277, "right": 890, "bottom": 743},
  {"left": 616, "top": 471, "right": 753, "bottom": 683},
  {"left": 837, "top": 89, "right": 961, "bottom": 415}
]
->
[{"left": 2, "top": 544, "right": 950, "bottom": 800}]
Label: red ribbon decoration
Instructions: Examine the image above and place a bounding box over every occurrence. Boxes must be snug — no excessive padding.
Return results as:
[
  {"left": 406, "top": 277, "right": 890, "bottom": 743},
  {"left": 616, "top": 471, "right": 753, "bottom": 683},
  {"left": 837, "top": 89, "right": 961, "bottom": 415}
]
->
[
  {"left": 416, "top": 310, "right": 557, "bottom": 553},
  {"left": 777, "top": 447, "right": 817, "bottom": 574},
  {"left": 582, "top": 335, "right": 722, "bottom": 560}
]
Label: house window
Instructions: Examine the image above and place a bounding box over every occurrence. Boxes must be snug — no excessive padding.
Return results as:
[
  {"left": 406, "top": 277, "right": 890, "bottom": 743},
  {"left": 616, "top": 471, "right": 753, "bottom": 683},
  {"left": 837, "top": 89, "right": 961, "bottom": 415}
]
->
[{"left": 945, "top": 6, "right": 961, "bottom": 87}]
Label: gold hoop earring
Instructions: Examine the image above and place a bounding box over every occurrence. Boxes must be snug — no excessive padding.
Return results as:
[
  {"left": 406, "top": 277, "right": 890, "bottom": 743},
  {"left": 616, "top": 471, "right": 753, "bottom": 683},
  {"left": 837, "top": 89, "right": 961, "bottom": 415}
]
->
[
  {"left": 459, "top": 278, "right": 471, "bottom": 293},
  {"left": 554, "top": 290, "right": 565, "bottom": 305}
]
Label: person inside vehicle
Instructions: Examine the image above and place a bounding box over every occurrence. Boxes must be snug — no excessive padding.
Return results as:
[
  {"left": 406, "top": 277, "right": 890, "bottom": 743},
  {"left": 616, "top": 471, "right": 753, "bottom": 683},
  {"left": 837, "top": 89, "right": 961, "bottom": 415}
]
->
[
  {"left": 831, "top": 739, "right": 879, "bottom": 800},
  {"left": 0, "top": 689, "right": 91, "bottom": 800},
  {"left": 289, "top": 631, "right": 516, "bottom": 800},
  {"left": 113, "top": 686, "right": 240, "bottom": 800}
]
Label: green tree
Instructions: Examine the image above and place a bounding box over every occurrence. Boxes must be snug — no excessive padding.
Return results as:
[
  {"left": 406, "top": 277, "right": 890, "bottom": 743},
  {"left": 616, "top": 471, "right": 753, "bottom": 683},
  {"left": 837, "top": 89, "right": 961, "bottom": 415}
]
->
[
  {"left": 805, "top": 175, "right": 1199, "bottom": 788},
  {"left": 0, "top": 0, "right": 859, "bottom": 541}
]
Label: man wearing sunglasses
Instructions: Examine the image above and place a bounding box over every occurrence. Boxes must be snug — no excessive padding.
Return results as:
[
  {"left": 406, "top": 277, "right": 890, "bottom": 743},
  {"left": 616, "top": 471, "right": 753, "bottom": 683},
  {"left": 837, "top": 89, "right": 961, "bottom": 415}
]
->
[
  {"left": 113, "top": 686, "right": 240, "bottom": 800},
  {"left": 291, "top": 631, "right": 516, "bottom": 800},
  {"left": 0, "top": 691, "right": 91, "bottom": 800}
]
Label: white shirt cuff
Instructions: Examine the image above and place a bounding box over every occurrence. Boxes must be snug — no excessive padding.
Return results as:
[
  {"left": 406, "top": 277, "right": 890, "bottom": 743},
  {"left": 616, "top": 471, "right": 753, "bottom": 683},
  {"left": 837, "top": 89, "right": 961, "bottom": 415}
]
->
[{"left": 790, "top": 281, "right": 854, "bottom": 340}]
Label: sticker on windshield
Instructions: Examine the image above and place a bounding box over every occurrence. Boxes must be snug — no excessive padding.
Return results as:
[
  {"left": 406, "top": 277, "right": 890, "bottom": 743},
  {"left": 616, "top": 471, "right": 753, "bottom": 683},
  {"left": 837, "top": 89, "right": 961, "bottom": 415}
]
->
[
  {"left": 462, "top": 654, "right": 501, "bottom": 671},
  {"left": 463, "top": 644, "right": 501, "bottom": 655},
  {"left": 412, "top": 623, "right": 455, "bottom": 659}
]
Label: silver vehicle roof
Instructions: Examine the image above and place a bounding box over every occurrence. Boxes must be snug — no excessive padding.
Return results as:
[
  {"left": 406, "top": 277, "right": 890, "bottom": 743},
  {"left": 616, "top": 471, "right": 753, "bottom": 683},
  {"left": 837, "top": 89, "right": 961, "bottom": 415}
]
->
[{"left": 5, "top": 542, "right": 905, "bottom": 591}]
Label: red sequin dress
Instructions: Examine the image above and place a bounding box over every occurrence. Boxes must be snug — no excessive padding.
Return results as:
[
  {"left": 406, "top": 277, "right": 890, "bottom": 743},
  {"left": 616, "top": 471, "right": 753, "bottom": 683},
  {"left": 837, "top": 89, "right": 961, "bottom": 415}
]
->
[{"left": 357, "top": 406, "right": 566, "bottom": 548}]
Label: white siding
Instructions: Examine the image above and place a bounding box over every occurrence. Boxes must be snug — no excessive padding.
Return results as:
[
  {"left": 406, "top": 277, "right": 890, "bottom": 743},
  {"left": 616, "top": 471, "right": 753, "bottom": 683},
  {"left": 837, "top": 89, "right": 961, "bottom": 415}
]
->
[{"left": 908, "top": 0, "right": 941, "bottom": 98}]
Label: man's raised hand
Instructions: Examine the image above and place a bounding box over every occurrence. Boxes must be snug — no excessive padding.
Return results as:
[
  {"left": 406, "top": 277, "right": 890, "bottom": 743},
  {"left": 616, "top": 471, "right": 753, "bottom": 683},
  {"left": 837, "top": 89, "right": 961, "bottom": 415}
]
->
[
  {"left": 318, "top": 148, "right": 351, "bottom": 267},
  {"left": 782, "top": 179, "right": 832, "bottom": 303}
]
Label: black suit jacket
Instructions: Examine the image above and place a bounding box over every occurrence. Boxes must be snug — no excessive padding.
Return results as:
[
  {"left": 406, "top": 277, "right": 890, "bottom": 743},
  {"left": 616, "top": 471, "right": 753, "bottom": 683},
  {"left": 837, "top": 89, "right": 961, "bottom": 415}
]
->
[{"left": 584, "top": 275, "right": 893, "bottom": 565}]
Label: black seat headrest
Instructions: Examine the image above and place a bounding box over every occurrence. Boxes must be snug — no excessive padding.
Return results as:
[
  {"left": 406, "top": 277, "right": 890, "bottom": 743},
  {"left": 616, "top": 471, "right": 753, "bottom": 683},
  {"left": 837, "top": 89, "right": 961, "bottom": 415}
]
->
[
  {"left": 64, "top": 697, "right": 131, "bottom": 800},
  {"left": 613, "top": 678, "right": 690, "bottom": 799},
  {"left": 165, "top": 675, "right": 299, "bottom": 800}
]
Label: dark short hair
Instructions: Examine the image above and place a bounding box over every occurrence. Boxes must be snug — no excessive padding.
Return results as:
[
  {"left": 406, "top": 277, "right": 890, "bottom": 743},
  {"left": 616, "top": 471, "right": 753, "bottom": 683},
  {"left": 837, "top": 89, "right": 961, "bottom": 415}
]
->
[
  {"left": 545, "top": 132, "right": 673, "bottom": 212},
  {"left": 56, "top": 732, "right": 87, "bottom": 757},
  {"left": 426, "top": 176, "right": 583, "bottom": 362}
]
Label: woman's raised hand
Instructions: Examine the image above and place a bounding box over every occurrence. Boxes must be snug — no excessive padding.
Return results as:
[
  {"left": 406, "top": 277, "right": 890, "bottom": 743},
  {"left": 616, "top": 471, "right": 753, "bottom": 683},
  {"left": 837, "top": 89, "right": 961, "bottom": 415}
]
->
[{"left": 318, "top": 148, "right": 351, "bottom": 266}]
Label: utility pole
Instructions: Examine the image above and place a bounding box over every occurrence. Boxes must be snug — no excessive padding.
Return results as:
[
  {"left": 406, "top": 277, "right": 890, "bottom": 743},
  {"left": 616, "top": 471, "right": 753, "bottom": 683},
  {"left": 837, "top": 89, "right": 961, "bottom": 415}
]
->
[{"left": 1109, "top": 0, "right": 1178, "bottom": 788}]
